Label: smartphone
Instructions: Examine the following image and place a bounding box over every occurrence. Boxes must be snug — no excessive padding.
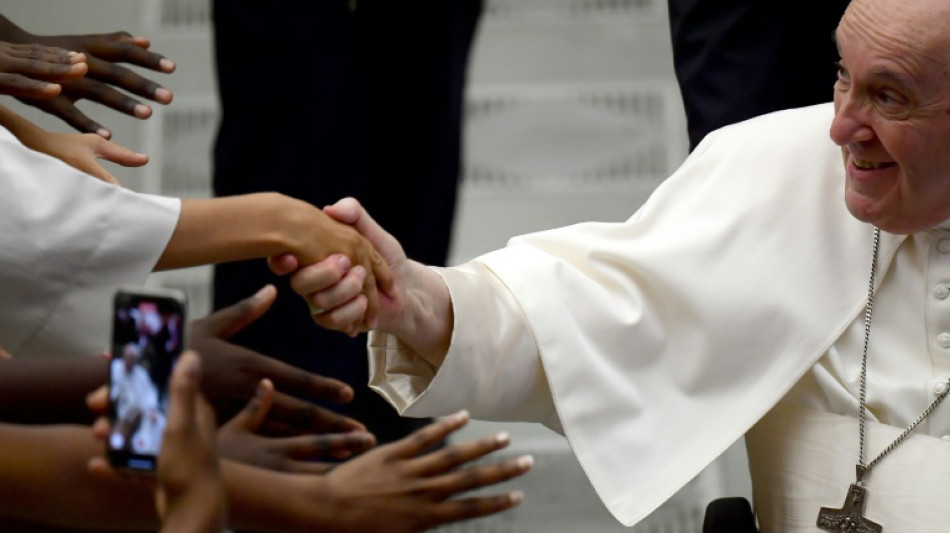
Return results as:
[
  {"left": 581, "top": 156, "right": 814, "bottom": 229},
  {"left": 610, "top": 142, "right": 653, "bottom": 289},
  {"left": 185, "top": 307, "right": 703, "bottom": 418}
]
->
[{"left": 107, "top": 286, "right": 187, "bottom": 472}]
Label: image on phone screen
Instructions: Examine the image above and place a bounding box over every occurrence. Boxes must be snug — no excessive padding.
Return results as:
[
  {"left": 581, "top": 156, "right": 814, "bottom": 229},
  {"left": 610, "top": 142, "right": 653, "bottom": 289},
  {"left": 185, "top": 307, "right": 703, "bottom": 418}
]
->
[{"left": 107, "top": 288, "right": 186, "bottom": 471}]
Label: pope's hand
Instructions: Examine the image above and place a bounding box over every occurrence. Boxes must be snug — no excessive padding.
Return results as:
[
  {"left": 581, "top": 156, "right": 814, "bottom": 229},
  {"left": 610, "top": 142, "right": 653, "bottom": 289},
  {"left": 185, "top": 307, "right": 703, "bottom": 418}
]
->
[{"left": 272, "top": 197, "right": 411, "bottom": 336}]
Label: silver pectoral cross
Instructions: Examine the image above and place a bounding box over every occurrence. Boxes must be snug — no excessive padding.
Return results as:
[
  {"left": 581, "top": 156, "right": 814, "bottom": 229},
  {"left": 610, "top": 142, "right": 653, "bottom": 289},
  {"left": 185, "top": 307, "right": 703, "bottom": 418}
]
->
[{"left": 817, "top": 484, "right": 882, "bottom": 532}]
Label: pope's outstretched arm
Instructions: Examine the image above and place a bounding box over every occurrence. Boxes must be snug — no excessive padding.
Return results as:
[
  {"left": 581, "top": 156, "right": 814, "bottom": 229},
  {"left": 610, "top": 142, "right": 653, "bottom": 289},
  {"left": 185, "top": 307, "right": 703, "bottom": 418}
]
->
[{"left": 282, "top": 197, "right": 454, "bottom": 369}]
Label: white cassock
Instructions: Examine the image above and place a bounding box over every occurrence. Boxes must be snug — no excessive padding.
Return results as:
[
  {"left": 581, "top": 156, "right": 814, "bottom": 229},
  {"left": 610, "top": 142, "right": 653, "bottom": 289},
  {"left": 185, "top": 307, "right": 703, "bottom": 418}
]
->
[
  {"left": 0, "top": 127, "right": 180, "bottom": 359},
  {"left": 368, "top": 103, "right": 950, "bottom": 531}
]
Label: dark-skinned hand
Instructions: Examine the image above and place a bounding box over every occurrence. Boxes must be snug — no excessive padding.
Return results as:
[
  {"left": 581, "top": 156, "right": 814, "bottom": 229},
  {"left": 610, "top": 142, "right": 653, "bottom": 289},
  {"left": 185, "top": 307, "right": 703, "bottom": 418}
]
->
[
  {"left": 0, "top": 41, "right": 87, "bottom": 98},
  {"left": 188, "top": 284, "right": 367, "bottom": 436},
  {"left": 11, "top": 30, "right": 175, "bottom": 138},
  {"left": 322, "top": 411, "right": 533, "bottom": 533},
  {"left": 216, "top": 377, "right": 375, "bottom": 474}
]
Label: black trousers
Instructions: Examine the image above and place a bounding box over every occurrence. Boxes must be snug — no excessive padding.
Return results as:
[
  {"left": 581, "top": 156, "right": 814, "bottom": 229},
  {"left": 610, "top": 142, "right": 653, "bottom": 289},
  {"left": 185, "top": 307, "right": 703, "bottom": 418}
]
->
[{"left": 211, "top": 0, "right": 483, "bottom": 443}]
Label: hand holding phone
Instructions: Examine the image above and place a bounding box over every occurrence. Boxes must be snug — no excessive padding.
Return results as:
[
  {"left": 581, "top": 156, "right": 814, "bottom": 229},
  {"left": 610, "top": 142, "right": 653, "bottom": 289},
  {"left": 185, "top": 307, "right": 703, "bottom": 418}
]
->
[{"left": 107, "top": 287, "right": 186, "bottom": 472}]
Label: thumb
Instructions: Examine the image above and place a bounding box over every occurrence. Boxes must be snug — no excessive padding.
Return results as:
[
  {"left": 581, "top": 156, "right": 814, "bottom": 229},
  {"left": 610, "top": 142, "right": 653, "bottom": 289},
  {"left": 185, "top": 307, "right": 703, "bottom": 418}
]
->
[
  {"left": 199, "top": 284, "right": 277, "bottom": 339},
  {"left": 167, "top": 351, "right": 202, "bottom": 433},
  {"left": 220, "top": 379, "right": 274, "bottom": 433},
  {"left": 324, "top": 197, "right": 395, "bottom": 258},
  {"left": 322, "top": 197, "right": 362, "bottom": 225}
]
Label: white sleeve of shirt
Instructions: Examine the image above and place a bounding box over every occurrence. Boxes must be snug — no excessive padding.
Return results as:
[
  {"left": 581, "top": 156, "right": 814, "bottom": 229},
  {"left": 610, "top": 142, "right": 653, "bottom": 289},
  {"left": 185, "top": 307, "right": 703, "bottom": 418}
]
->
[
  {"left": 368, "top": 262, "right": 562, "bottom": 432},
  {"left": 0, "top": 127, "right": 181, "bottom": 359}
]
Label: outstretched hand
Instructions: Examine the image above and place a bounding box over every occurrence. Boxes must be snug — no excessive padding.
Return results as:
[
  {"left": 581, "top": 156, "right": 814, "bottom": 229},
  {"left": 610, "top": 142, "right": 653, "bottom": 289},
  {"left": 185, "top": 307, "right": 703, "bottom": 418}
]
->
[
  {"left": 12, "top": 31, "right": 174, "bottom": 138},
  {"left": 324, "top": 410, "right": 532, "bottom": 532},
  {"left": 0, "top": 41, "right": 87, "bottom": 98},
  {"left": 189, "top": 284, "right": 367, "bottom": 435},
  {"left": 216, "top": 378, "right": 375, "bottom": 474},
  {"left": 24, "top": 129, "right": 147, "bottom": 184}
]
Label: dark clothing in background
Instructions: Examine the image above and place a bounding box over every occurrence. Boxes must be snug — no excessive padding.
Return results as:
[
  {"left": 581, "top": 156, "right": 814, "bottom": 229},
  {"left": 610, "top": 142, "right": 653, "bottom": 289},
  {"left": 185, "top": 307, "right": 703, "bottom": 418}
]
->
[
  {"left": 668, "top": 0, "right": 850, "bottom": 151},
  {"left": 212, "top": 0, "right": 482, "bottom": 443}
]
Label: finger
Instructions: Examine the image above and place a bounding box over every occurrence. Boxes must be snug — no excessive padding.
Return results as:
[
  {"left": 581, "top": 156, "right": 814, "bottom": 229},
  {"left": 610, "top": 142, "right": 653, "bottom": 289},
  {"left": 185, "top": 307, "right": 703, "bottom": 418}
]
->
[
  {"left": 362, "top": 268, "right": 380, "bottom": 329},
  {"left": 85, "top": 34, "right": 175, "bottom": 73},
  {"left": 422, "top": 455, "right": 533, "bottom": 500},
  {"left": 270, "top": 364, "right": 354, "bottom": 404},
  {"left": 283, "top": 431, "right": 376, "bottom": 461},
  {"left": 6, "top": 56, "right": 87, "bottom": 81},
  {"left": 290, "top": 256, "right": 351, "bottom": 297},
  {"left": 426, "top": 492, "right": 525, "bottom": 526},
  {"left": 19, "top": 95, "right": 108, "bottom": 137},
  {"left": 195, "top": 395, "right": 219, "bottom": 444},
  {"left": 305, "top": 265, "right": 366, "bottom": 313},
  {"left": 198, "top": 284, "right": 277, "bottom": 339},
  {"left": 408, "top": 431, "right": 511, "bottom": 476},
  {"left": 93, "top": 137, "right": 148, "bottom": 168},
  {"left": 223, "top": 379, "right": 274, "bottom": 433},
  {"left": 167, "top": 351, "right": 202, "bottom": 433},
  {"left": 86, "top": 385, "right": 108, "bottom": 414},
  {"left": 385, "top": 410, "right": 470, "bottom": 459},
  {"left": 92, "top": 416, "right": 111, "bottom": 440},
  {"left": 368, "top": 249, "right": 394, "bottom": 299},
  {"left": 59, "top": 76, "right": 153, "bottom": 118},
  {"left": 0, "top": 73, "right": 62, "bottom": 99},
  {"left": 82, "top": 53, "right": 173, "bottom": 104},
  {"left": 267, "top": 253, "right": 299, "bottom": 276},
  {"left": 322, "top": 197, "right": 362, "bottom": 224},
  {"left": 325, "top": 199, "right": 398, "bottom": 299},
  {"left": 313, "top": 293, "right": 368, "bottom": 335},
  {"left": 6, "top": 44, "right": 84, "bottom": 64},
  {"left": 267, "top": 392, "right": 366, "bottom": 434}
]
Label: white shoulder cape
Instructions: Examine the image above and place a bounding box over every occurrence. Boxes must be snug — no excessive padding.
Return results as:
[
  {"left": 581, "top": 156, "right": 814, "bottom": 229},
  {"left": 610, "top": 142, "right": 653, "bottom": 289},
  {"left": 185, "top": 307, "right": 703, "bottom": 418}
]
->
[{"left": 472, "top": 103, "right": 904, "bottom": 525}]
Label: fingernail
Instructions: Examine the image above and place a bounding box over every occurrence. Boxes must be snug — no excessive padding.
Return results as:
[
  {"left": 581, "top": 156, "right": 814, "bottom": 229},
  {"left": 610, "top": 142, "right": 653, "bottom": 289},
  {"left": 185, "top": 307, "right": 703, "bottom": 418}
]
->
[
  {"left": 154, "top": 87, "right": 173, "bottom": 103},
  {"left": 96, "top": 128, "right": 111, "bottom": 139},
  {"left": 338, "top": 256, "right": 351, "bottom": 269},
  {"left": 509, "top": 491, "right": 524, "bottom": 505},
  {"left": 255, "top": 380, "right": 268, "bottom": 399},
  {"left": 159, "top": 58, "right": 175, "bottom": 72},
  {"left": 516, "top": 455, "right": 534, "bottom": 470},
  {"left": 453, "top": 409, "right": 470, "bottom": 423},
  {"left": 495, "top": 431, "right": 510, "bottom": 445},
  {"left": 253, "top": 284, "right": 273, "bottom": 301},
  {"left": 133, "top": 104, "right": 151, "bottom": 118}
]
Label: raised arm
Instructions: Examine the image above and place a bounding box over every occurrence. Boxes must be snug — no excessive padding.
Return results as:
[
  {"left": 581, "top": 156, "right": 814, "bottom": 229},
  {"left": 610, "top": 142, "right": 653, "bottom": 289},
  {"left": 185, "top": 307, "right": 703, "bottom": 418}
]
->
[{"left": 160, "top": 194, "right": 393, "bottom": 322}]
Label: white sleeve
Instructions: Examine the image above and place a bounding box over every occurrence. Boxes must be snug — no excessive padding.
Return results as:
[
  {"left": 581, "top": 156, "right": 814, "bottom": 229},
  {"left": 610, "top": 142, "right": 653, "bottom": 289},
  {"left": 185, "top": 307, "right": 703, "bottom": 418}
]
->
[
  {"left": 368, "top": 262, "right": 562, "bottom": 432},
  {"left": 0, "top": 128, "right": 181, "bottom": 359}
]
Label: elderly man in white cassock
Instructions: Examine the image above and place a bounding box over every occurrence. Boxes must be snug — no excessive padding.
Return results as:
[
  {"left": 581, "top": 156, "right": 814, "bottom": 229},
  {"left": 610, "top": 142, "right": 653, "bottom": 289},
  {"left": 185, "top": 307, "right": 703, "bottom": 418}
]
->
[{"left": 282, "top": 0, "right": 950, "bottom": 530}]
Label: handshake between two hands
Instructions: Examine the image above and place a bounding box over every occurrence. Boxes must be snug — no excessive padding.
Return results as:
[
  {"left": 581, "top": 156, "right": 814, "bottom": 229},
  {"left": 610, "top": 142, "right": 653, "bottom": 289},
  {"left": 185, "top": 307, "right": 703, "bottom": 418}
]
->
[{"left": 271, "top": 197, "right": 415, "bottom": 339}]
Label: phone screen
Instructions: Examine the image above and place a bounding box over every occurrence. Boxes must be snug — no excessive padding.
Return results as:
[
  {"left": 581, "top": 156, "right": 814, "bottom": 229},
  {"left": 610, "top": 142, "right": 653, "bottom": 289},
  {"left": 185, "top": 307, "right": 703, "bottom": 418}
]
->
[{"left": 107, "top": 288, "right": 187, "bottom": 471}]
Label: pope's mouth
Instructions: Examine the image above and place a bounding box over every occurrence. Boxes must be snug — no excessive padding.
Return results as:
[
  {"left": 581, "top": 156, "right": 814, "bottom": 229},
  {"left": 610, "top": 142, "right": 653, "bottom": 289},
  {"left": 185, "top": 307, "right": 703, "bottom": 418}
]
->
[{"left": 853, "top": 158, "right": 895, "bottom": 170}]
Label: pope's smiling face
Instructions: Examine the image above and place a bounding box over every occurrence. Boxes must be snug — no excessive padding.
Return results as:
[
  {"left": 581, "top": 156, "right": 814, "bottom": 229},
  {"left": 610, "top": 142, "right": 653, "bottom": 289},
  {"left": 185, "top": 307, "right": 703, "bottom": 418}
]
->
[{"left": 830, "top": 0, "right": 950, "bottom": 234}]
